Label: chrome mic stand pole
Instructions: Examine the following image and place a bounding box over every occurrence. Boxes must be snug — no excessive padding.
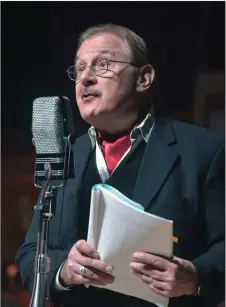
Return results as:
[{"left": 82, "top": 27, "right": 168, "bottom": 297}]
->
[{"left": 29, "top": 164, "right": 56, "bottom": 307}]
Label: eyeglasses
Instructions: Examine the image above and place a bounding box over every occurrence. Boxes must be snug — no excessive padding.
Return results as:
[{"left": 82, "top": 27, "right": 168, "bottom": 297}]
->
[{"left": 66, "top": 58, "right": 136, "bottom": 82}]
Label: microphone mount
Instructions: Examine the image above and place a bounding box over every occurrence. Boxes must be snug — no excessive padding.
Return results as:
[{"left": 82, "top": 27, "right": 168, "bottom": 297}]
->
[{"left": 29, "top": 96, "right": 74, "bottom": 307}]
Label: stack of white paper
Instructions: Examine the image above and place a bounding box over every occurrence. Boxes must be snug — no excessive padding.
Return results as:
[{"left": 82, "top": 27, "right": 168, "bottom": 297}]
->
[{"left": 87, "top": 184, "right": 173, "bottom": 307}]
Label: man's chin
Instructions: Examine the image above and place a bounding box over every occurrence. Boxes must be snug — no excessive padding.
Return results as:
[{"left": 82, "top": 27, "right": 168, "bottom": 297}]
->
[
  {"left": 81, "top": 109, "right": 110, "bottom": 127},
  {"left": 81, "top": 110, "right": 101, "bottom": 124}
]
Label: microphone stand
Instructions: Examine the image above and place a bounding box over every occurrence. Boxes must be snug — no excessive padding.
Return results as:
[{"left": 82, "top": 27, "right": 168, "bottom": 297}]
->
[
  {"left": 29, "top": 136, "right": 73, "bottom": 307},
  {"left": 29, "top": 163, "right": 56, "bottom": 307}
]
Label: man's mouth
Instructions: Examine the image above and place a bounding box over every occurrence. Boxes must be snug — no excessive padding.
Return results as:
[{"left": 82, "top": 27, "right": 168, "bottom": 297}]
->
[
  {"left": 83, "top": 93, "right": 96, "bottom": 98},
  {"left": 81, "top": 92, "right": 101, "bottom": 100},
  {"left": 81, "top": 93, "right": 100, "bottom": 102},
  {"left": 80, "top": 88, "right": 101, "bottom": 99}
]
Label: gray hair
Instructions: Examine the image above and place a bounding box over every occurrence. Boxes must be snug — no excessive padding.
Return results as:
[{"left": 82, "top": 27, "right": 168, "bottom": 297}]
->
[{"left": 77, "top": 23, "right": 149, "bottom": 67}]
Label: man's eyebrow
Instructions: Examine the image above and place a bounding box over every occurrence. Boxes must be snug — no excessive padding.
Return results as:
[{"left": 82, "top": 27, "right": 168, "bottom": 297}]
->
[{"left": 75, "top": 49, "right": 117, "bottom": 63}]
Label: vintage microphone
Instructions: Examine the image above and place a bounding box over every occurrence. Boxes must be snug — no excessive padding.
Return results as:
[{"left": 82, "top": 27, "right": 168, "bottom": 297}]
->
[{"left": 29, "top": 96, "right": 74, "bottom": 307}]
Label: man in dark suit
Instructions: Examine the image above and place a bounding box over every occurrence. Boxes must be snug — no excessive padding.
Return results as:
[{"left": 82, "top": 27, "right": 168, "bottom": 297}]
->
[{"left": 16, "top": 24, "right": 224, "bottom": 307}]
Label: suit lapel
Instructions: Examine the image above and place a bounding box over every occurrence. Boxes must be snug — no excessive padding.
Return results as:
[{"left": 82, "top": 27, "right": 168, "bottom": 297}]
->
[
  {"left": 132, "top": 118, "right": 180, "bottom": 210},
  {"left": 73, "top": 133, "right": 93, "bottom": 189}
]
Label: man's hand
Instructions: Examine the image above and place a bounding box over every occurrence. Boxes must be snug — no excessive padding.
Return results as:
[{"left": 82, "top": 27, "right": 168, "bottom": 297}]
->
[
  {"left": 130, "top": 252, "right": 198, "bottom": 298},
  {"left": 60, "top": 240, "right": 114, "bottom": 286}
]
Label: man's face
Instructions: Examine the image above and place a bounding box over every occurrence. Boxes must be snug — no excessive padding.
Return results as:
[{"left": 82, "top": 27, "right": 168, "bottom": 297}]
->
[{"left": 75, "top": 33, "right": 138, "bottom": 127}]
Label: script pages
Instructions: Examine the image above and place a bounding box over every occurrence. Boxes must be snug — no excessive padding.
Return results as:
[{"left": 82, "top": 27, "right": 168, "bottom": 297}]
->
[{"left": 87, "top": 184, "right": 173, "bottom": 307}]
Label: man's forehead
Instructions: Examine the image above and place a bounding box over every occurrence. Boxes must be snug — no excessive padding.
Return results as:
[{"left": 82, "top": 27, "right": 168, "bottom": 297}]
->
[
  {"left": 76, "top": 34, "right": 126, "bottom": 61},
  {"left": 76, "top": 48, "right": 121, "bottom": 62}
]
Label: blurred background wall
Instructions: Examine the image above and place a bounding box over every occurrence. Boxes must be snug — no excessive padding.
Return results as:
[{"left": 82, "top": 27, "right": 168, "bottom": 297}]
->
[{"left": 1, "top": 2, "right": 225, "bottom": 306}]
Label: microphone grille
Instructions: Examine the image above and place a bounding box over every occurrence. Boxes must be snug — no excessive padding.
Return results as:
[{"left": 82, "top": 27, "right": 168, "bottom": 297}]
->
[{"left": 32, "top": 96, "right": 71, "bottom": 154}]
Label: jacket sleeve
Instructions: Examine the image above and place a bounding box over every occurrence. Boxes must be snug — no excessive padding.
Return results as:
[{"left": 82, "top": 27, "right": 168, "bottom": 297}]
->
[{"left": 192, "top": 140, "right": 225, "bottom": 306}]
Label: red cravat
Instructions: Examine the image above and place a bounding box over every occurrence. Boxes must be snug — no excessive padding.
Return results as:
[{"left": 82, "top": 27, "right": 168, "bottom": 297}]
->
[
  {"left": 97, "top": 131, "right": 131, "bottom": 175},
  {"left": 97, "top": 120, "right": 143, "bottom": 175}
]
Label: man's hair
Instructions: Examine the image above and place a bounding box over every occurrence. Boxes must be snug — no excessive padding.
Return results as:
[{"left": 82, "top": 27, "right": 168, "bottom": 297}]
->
[{"left": 77, "top": 23, "right": 149, "bottom": 67}]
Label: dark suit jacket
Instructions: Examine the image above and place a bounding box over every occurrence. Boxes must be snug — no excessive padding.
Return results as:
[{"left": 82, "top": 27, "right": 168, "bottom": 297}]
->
[{"left": 16, "top": 118, "right": 225, "bottom": 307}]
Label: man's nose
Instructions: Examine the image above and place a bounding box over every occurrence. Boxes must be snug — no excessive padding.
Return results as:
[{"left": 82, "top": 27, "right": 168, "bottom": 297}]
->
[{"left": 79, "top": 66, "right": 97, "bottom": 85}]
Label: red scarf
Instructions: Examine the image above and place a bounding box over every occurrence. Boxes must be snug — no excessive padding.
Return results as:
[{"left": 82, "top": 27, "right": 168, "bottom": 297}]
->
[{"left": 97, "top": 119, "right": 143, "bottom": 175}]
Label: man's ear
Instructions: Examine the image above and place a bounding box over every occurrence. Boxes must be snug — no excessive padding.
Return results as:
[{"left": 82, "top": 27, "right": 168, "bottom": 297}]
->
[{"left": 136, "top": 64, "right": 155, "bottom": 93}]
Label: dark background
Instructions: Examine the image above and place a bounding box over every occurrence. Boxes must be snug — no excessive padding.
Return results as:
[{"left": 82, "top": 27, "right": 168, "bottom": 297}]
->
[
  {"left": 2, "top": 1, "right": 225, "bottom": 148},
  {"left": 1, "top": 2, "right": 225, "bottom": 306}
]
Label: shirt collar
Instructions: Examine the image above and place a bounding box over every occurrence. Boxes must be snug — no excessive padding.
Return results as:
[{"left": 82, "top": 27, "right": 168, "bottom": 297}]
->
[{"left": 88, "top": 103, "right": 154, "bottom": 148}]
